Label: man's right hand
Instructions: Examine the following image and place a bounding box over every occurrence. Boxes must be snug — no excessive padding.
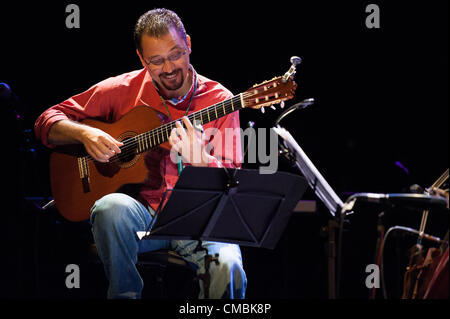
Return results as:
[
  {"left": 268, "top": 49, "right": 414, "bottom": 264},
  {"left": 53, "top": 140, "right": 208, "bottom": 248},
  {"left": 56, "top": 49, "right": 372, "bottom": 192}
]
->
[
  {"left": 48, "top": 120, "right": 123, "bottom": 163},
  {"left": 79, "top": 126, "right": 123, "bottom": 163}
]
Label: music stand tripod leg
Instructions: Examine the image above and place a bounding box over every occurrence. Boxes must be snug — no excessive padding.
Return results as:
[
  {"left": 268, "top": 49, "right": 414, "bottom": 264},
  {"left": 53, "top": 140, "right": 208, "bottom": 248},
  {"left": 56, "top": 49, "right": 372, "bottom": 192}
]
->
[{"left": 327, "top": 219, "right": 337, "bottom": 299}]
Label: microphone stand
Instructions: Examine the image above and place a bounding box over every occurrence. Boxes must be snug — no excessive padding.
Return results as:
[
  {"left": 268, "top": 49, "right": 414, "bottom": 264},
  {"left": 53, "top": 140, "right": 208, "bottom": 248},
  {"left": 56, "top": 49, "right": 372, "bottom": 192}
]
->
[
  {"left": 273, "top": 105, "right": 349, "bottom": 299},
  {"left": 276, "top": 98, "right": 315, "bottom": 164}
]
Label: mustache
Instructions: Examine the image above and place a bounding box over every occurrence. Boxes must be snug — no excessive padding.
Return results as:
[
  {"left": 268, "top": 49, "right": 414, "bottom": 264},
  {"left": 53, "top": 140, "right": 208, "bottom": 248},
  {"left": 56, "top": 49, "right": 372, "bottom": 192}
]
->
[{"left": 160, "top": 69, "right": 181, "bottom": 77}]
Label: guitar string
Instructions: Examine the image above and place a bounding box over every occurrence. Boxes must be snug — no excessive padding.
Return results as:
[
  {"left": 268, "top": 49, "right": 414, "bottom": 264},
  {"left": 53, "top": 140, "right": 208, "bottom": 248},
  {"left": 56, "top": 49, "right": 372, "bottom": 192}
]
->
[
  {"left": 144, "top": 89, "right": 285, "bottom": 146},
  {"left": 93, "top": 94, "right": 244, "bottom": 164},
  {"left": 106, "top": 94, "right": 247, "bottom": 165},
  {"left": 83, "top": 84, "right": 285, "bottom": 166},
  {"left": 103, "top": 88, "right": 287, "bottom": 166},
  {"left": 142, "top": 94, "right": 247, "bottom": 142},
  {"left": 145, "top": 86, "right": 284, "bottom": 140},
  {"left": 103, "top": 108, "right": 234, "bottom": 166},
  {"left": 83, "top": 93, "right": 252, "bottom": 165},
  {"left": 81, "top": 95, "right": 240, "bottom": 163}
]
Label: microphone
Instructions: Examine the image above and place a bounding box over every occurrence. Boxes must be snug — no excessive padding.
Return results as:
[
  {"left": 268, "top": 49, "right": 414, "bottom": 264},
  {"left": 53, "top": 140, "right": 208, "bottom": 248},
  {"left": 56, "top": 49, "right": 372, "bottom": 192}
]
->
[
  {"left": 409, "top": 184, "right": 425, "bottom": 194},
  {"left": 275, "top": 98, "right": 315, "bottom": 126},
  {"left": 282, "top": 56, "right": 302, "bottom": 83},
  {"left": 348, "top": 193, "right": 448, "bottom": 210},
  {"left": 290, "top": 98, "right": 314, "bottom": 110}
]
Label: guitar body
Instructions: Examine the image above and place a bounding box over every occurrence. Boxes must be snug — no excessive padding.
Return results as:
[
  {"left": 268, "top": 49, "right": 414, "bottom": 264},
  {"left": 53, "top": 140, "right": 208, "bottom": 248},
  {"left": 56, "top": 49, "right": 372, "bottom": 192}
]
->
[{"left": 50, "top": 106, "right": 167, "bottom": 221}]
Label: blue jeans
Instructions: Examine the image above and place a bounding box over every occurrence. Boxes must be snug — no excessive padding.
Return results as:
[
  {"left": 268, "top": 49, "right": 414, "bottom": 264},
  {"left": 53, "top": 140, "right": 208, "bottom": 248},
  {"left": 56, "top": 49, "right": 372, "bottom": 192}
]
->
[{"left": 90, "top": 193, "right": 247, "bottom": 299}]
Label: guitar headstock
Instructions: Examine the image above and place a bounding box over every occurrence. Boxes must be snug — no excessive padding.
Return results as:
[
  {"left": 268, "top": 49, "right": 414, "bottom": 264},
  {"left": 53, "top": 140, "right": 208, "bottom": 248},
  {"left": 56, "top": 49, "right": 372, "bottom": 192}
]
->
[{"left": 243, "top": 76, "right": 297, "bottom": 112}]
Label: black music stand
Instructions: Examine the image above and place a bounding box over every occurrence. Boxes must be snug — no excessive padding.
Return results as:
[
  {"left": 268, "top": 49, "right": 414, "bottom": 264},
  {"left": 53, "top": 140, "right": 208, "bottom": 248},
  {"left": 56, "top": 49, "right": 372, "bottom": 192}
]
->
[{"left": 137, "top": 166, "right": 307, "bottom": 249}]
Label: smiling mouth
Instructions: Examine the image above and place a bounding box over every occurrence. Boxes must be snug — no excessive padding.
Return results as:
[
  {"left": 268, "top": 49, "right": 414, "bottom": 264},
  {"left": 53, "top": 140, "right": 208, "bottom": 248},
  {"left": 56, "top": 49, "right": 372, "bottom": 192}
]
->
[{"left": 161, "top": 70, "right": 180, "bottom": 80}]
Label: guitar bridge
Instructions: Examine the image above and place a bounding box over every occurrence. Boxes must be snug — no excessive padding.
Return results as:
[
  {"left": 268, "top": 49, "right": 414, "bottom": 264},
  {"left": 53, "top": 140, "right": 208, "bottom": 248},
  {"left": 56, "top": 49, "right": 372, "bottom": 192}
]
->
[{"left": 78, "top": 157, "right": 91, "bottom": 193}]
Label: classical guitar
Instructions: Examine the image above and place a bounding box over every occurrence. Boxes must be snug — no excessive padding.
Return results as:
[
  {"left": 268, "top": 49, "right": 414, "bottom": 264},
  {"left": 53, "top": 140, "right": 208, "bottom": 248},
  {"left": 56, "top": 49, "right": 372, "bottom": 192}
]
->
[{"left": 50, "top": 75, "right": 297, "bottom": 221}]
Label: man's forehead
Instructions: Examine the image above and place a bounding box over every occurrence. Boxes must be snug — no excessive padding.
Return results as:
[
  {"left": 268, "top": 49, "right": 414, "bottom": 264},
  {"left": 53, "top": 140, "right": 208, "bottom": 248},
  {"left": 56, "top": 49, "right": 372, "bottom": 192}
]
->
[{"left": 141, "top": 28, "right": 185, "bottom": 55}]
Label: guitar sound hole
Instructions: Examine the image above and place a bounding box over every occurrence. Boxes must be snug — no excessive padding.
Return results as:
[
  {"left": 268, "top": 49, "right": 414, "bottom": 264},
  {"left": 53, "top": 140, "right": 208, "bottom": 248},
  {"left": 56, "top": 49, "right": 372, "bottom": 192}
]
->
[{"left": 117, "top": 137, "right": 137, "bottom": 164}]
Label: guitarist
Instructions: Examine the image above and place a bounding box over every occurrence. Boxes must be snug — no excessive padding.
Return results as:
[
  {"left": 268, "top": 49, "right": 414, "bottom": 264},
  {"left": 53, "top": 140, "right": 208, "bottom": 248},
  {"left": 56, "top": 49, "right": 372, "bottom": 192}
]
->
[{"left": 34, "top": 8, "right": 246, "bottom": 299}]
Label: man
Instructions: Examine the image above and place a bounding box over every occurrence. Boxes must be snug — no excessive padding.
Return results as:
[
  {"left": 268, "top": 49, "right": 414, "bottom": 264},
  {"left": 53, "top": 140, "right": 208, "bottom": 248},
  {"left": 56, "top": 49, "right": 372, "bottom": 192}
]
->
[{"left": 34, "top": 8, "right": 246, "bottom": 299}]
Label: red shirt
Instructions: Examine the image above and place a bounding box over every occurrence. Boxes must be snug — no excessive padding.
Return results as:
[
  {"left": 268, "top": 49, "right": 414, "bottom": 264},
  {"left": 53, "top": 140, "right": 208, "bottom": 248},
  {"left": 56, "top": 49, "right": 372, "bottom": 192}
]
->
[{"left": 34, "top": 67, "right": 242, "bottom": 211}]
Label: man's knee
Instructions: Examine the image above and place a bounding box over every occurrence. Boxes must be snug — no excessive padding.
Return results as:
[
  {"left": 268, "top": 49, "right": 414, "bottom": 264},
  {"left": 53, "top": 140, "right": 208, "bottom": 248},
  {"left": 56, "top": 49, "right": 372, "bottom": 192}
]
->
[
  {"left": 90, "top": 193, "right": 139, "bottom": 226},
  {"left": 214, "top": 246, "right": 246, "bottom": 282},
  {"left": 209, "top": 248, "right": 247, "bottom": 299}
]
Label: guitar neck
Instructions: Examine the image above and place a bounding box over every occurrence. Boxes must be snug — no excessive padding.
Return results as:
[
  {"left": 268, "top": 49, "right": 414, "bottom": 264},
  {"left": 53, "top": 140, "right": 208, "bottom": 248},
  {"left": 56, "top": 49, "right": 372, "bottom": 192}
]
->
[{"left": 134, "top": 93, "right": 245, "bottom": 154}]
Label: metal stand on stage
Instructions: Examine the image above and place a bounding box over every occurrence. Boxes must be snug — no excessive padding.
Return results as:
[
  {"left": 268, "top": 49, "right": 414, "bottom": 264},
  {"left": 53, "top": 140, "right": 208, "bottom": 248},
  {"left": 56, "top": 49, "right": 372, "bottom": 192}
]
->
[
  {"left": 273, "top": 125, "right": 346, "bottom": 299},
  {"left": 273, "top": 119, "right": 448, "bottom": 299}
]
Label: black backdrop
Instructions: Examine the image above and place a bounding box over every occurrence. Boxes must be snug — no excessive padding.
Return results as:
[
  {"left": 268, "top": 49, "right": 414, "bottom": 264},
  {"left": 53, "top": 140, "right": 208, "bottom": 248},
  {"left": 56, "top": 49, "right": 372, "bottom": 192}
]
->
[{"left": 1, "top": 1, "right": 448, "bottom": 299}]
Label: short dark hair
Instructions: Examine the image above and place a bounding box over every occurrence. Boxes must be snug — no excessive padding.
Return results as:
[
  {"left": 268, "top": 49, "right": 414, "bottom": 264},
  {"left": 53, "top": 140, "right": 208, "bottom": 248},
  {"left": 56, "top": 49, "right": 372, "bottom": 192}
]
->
[{"left": 134, "top": 8, "right": 187, "bottom": 54}]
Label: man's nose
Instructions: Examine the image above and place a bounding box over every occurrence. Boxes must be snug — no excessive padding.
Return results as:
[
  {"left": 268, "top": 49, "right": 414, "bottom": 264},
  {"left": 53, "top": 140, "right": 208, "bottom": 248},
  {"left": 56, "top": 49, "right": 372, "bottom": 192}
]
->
[{"left": 161, "top": 59, "right": 175, "bottom": 73}]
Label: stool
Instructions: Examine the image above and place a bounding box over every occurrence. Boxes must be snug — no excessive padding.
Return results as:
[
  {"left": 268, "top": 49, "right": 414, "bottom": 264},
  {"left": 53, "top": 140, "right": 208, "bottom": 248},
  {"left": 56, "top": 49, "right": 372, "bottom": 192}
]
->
[{"left": 87, "top": 244, "right": 199, "bottom": 298}]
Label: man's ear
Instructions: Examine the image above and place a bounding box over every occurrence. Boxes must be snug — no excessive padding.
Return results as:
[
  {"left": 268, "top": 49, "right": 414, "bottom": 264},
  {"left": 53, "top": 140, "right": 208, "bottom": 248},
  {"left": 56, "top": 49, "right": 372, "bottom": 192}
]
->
[
  {"left": 136, "top": 49, "right": 146, "bottom": 67},
  {"left": 186, "top": 35, "right": 192, "bottom": 54}
]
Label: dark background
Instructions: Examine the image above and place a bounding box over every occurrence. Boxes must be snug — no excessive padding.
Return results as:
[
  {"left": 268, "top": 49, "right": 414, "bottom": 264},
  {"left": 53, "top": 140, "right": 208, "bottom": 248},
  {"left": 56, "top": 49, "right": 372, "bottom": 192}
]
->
[{"left": 0, "top": 1, "right": 448, "bottom": 300}]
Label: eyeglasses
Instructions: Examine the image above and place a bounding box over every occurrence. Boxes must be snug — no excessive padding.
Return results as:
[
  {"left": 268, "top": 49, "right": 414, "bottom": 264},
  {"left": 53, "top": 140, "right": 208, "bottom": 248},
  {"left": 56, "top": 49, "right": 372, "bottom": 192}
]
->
[{"left": 144, "top": 49, "right": 187, "bottom": 67}]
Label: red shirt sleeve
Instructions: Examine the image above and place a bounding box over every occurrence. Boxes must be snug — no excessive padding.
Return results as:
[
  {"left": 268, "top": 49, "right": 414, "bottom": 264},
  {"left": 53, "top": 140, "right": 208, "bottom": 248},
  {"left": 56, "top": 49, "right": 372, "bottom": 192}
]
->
[{"left": 34, "top": 78, "right": 118, "bottom": 148}]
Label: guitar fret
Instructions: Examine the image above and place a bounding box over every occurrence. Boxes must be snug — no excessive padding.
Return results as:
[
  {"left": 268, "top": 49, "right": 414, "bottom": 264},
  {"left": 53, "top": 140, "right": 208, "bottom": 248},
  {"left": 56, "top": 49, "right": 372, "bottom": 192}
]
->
[
  {"left": 78, "top": 157, "right": 83, "bottom": 178},
  {"left": 135, "top": 136, "right": 139, "bottom": 153},
  {"left": 84, "top": 158, "right": 89, "bottom": 177},
  {"left": 129, "top": 95, "right": 245, "bottom": 154},
  {"left": 147, "top": 134, "right": 152, "bottom": 149},
  {"left": 137, "top": 136, "right": 141, "bottom": 153},
  {"left": 78, "top": 157, "right": 89, "bottom": 178},
  {"left": 194, "top": 113, "right": 200, "bottom": 127}
]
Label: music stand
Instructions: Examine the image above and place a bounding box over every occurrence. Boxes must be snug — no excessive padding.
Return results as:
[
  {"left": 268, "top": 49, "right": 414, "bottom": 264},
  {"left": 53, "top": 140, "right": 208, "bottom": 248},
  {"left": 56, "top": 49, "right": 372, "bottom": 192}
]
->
[
  {"left": 273, "top": 126, "right": 345, "bottom": 299},
  {"left": 137, "top": 166, "right": 307, "bottom": 249}
]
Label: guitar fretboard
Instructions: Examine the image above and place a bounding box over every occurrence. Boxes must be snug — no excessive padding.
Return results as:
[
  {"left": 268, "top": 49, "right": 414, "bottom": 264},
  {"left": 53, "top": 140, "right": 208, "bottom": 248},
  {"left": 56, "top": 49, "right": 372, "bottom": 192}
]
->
[{"left": 133, "top": 93, "right": 245, "bottom": 154}]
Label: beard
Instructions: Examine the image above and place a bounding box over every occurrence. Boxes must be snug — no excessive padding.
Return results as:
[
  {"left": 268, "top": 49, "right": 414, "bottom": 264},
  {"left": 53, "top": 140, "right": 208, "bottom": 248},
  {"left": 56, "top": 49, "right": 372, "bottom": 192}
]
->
[{"left": 159, "top": 69, "right": 184, "bottom": 91}]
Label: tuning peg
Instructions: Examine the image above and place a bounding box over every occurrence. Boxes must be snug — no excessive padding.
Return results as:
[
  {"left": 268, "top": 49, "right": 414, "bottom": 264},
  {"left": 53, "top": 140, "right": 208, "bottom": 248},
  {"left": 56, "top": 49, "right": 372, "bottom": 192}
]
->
[
  {"left": 270, "top": 105, "right": 276, "bottom": 110},
  {"left": 261, "top": 107, "right": 265, "bottom": 113},
  {"left": 280, "top": 101, "right": 285, "bottom": 108}
]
